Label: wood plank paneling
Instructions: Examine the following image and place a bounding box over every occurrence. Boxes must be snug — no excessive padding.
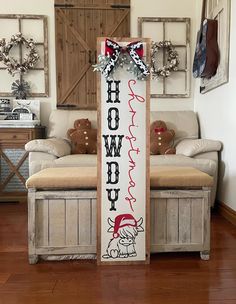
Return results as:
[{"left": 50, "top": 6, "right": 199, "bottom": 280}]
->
[
  {"left": 78, "top": 199, "right": 91, "bottom": 245},
  {"left": 91, "top": 198, "right": 97, "bottom": 245},
  {"left": 150, "top": 191, "right": 210, "bottom": 257},
  {"left": 85, "top": 0, "right": 95, "bottom": 108},
  {"left": 150, "top": 197, "right": 156, "bottom": 244},
  {"left": 191, "top": 198, "right": 203, "bottom": 243},
  {"left": 179, "top": 198, "right": 191, "bottom": 244},
  {"left": 65, "top": 199, "right": 78, "bottom": 245},
  {"left": 36, "top": 199, "right": 49, "bottom": 247},
  {"left": 55, "top": 10, "right": 64, "bottom": 100},
  {"left": 28, "top": 188, "right": 211, "bottom": 262},
  {"left": 166, "top": 198, "right": 179, "bottom": 244},
  {"left": 55, "top": 0, "right": 130, "bottom": 109},
  {"left": 28, "top": 189, "right": 37, "bottom": 263},
  {"left": 48, "top": 199, "right": 65, "bottom": 246},
  {"left": 155, "top": 198, "right": 167, "bottom": 244}
]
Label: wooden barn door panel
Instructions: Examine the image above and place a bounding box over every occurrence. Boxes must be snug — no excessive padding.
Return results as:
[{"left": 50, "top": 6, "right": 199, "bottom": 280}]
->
[
  {"left": 55, "top": 7, "right": 91, "bottom": 108},
  {"left": 55, "top": 0, "right": 130, "bottom": 109}
]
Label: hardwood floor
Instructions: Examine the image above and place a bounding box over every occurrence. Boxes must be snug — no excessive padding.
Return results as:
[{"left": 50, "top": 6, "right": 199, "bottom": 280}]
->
[{"left": 0, "top": 201, "right": 236, "bottom": 304}]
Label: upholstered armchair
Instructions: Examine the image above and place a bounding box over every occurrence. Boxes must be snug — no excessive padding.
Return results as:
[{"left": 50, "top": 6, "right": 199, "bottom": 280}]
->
[{"left": 25, "top": 110, "right": 222, "bottom": 206}]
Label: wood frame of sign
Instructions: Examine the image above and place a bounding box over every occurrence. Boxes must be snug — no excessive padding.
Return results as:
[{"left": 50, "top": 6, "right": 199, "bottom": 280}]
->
[{"left": 97, "top": 37, "right": 150, "bottom": 265}]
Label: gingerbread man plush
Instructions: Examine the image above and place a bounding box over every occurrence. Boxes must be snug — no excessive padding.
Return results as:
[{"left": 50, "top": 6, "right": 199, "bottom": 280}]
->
[
  {"left": 67, "top": 118, "right": 97, "bottom": 154},
  {"left": 150, "top": 120, "right": 176, "bottom": 155}
]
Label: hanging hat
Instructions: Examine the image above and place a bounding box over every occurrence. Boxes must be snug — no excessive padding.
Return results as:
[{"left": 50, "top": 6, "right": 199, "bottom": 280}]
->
[{"left": 113, "top": 214, "right": 137, "bottom": 238}]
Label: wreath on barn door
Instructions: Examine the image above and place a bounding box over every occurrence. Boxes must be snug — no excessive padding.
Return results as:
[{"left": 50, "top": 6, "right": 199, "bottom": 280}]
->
[
  {"left": 0, "top": 32, "right": 39, "bottom": 76},
  {"left": 151, "top": 40, "right": 179, "bottom": 78}
]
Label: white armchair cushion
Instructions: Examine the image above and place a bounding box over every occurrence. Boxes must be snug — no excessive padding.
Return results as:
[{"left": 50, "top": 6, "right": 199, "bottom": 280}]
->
[
  {"left": 25, "top": 138, "right": 71, "bottom": 157},
  {"left": 176, "top": 139, "right": 222, "bottom": 157}
]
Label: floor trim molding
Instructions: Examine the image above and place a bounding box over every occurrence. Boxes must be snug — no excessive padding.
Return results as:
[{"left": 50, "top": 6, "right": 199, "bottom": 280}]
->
[{"left": 217, "top": 200, "right": 236, "bottom": 226}]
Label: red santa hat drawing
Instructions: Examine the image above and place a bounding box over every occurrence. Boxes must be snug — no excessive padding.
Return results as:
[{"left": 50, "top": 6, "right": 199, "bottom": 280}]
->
[{"left": 113, "top": 214, "right": 137, "bottom": 239}]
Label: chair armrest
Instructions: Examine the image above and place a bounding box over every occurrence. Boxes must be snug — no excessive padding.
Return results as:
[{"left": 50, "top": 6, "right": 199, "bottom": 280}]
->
[
  {"left": 28, "top": 151, "right": 57, "bottom": 176},
  {"left": 25, "top": 138, "right": 71, "bottom": 157},
  {"left": 193, "top": 151, "right": 218, "bottom": 162},
  {"left": 176, "top": 139, "right": 222, "bottom": 157}
]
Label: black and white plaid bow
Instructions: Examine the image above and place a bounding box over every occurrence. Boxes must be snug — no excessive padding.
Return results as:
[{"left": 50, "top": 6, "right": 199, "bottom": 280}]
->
[{"left": 103, "top": 38, "right": 149, "bottom": 78}]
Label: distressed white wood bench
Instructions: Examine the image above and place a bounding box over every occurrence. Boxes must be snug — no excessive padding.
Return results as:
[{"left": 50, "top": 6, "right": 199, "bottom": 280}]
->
[{"left": 26, "top": 166, "right": 213, "bottom": 264}]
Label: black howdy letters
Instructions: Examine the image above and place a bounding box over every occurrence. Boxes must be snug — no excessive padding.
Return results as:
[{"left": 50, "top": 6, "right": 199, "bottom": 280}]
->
[
  {"left": 102, "top": 135, "right": 124, "bottom": 157},
  {"left": 106, "top": 80, "right": 120, "bottom": 103},
  {"left": 106, "top": 161, "right": 119, "bottom": 184},
  {"left": 103, "top": 80, "right": 122, "bottom": 211},
  {"left": 107, "top": 107, "right": 120, "bottom": 130},
  {"left": 106, "top": 189, "right": 120, "bottom": 211}
]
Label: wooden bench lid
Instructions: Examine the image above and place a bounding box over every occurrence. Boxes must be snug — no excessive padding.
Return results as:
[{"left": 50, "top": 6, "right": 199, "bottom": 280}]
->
[
  {"left": 26, "top": 167, "right": 97, "bottom": 189},
  {"left": 26, "top": 166, "right": 213, "bottom": 189},
  {"left": 151, "top": 166, "right": 213, "bottom": 188}
]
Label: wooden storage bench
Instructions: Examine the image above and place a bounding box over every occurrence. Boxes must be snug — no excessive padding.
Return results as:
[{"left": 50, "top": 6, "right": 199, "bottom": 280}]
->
[
  {"left": 150, "top": 166, "right": 212, "bottom": 261},
  {"left": 26, "top": 166, "right": 213, "bottom": 264},
  {"left": 26, "top": 168, "right": 97, "bottom": 264}
]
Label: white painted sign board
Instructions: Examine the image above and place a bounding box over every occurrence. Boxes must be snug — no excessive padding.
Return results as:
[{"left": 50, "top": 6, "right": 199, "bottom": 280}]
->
[{"left": 97, "top": 38, "right": 150, "bottom": 265}]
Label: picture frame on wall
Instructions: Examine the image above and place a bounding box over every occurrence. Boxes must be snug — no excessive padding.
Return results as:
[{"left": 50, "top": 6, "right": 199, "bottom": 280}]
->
[
  {"left": 0, "top": 14, "right": 49, "bottom": 97},
  {"left": 200, "top": 0, "right": 231, "bottom": 93},
  {"left": 138, "top": 17, "right": 191, "bottom": 98}
]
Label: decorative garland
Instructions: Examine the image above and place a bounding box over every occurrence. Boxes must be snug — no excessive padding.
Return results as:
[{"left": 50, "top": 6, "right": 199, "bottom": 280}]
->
[
  {"left": 0, "top": 32, "right": 39, "bottom": 76},
  {"left": 151, "top": 41, "right": 179, "bottom": 78}
]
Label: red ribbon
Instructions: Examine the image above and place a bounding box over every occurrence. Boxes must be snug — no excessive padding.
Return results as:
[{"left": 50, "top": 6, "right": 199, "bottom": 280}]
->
[
  {"left": 154, "top": 127, "right": 166, "bottom": 133},
  {"left": 105, "top": 40, "right": 144, "bottom": 58}
]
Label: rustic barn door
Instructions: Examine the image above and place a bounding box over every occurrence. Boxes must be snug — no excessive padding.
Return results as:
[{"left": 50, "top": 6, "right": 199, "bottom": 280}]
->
[{"left": 55, "top": 0, "right": 130, "bottom": 109}]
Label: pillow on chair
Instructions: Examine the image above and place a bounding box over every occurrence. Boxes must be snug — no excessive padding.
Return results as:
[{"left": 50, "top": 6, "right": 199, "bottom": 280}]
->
[{"left": 150, "top": 120, "right": 176, "bottom": 155}]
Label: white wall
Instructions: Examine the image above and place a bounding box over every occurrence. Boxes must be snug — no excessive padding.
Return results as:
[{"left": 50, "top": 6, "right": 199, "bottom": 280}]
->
[
  {"left": 0, "top": 0, "right": 197, "bottom": 127},
  {"left": 194, "top": 1, "right": 236, "bottom": 210},
  {"left": 0, "top": 0, "right": 57, "bottom": 127},
  {"left": 131, "top": 0, "right": 197, "bottom": 111}
]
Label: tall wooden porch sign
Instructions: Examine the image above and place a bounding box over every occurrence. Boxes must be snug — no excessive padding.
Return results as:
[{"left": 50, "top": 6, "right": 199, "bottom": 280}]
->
[{"left": 97, "top": 38, "right": 150, "bottom": 264}]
